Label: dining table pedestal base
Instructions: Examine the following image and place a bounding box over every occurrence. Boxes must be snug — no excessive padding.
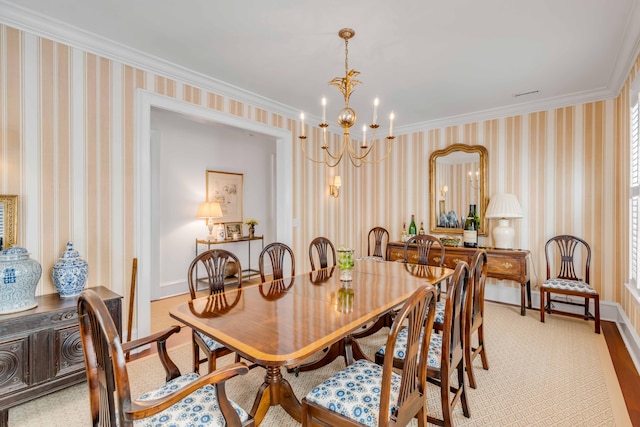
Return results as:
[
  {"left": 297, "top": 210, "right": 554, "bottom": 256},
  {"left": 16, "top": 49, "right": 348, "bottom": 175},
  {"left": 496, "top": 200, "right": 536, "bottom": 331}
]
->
[
  {"left": 250, "top": 366, "right": 301, "bottom": 425},
  {"left": 291, "top": 335, "right": 367, "bottom": 375}
]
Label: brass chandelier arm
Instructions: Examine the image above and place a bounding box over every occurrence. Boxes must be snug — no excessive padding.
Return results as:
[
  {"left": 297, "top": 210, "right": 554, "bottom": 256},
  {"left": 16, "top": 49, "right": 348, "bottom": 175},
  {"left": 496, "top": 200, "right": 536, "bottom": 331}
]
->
[
  {"left": 345, "top": 136, "right": 395, "bottom": 167},
  {"left": 299, "top": 136, "right": 346, "bottom": 168}
]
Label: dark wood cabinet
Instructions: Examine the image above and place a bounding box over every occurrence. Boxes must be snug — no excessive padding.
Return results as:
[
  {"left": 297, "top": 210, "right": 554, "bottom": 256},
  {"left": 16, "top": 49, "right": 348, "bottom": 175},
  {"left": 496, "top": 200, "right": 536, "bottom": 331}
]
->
[
  {"left": 387, "top": 242, "right": 531, "bottom": 315},
  {"left": 0, "top": 286, "right": 122, "bottom": 426}
]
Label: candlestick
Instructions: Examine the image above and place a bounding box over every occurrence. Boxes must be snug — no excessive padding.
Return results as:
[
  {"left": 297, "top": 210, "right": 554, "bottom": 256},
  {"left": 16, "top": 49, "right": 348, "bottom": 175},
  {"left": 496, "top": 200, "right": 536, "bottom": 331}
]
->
[
  {"left": 300, "top": 112, "right": 305, "bottom": 137},
  {"left": 389, "top": 112, "right": 394, "bottom": 137}
]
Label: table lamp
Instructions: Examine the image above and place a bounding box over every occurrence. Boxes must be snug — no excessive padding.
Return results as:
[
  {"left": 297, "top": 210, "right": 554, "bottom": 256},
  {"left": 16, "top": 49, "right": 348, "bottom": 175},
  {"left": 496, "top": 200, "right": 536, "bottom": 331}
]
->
[
  {"left": 196, "top": 201, "right": 224, "bottom": 241},
  {"left": 485, "top": 193, "right": 523, "bottom": 249}
]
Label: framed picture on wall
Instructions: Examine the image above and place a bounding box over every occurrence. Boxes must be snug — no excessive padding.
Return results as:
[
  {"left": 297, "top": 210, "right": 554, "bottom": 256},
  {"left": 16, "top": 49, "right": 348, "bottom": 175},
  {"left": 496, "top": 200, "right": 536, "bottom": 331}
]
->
[
  {"left": 224, "top": 222, "right": 243, "bottom": 239},
  {"left": 206, "top": 170, "right": 243, "bottom": 223}
]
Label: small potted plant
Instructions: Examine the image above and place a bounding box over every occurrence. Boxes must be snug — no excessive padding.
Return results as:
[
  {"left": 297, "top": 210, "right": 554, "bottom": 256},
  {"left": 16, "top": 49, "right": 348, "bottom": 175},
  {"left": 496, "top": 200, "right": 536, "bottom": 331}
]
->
[
  {"left": 337, "top": 245, "right": 355, "bottom": 281},
  {"left": 245, "top": 218, "right": 259, "bottom": 238}
]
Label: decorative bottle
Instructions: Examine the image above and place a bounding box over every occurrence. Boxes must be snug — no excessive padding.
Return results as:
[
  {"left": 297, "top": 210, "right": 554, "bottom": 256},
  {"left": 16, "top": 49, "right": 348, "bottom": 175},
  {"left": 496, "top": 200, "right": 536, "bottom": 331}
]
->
[
  {"left": 401, "top": 223, "right": 408, "bottom": 242},
  {"left": 419, "top": 221, "right": 425, "bottom": 235},
  {"left": 463, "top": 205, "right": 478, "bottom": 248},
  {"left": 408, "top": 215, "right": 417, "bottom": 236}
]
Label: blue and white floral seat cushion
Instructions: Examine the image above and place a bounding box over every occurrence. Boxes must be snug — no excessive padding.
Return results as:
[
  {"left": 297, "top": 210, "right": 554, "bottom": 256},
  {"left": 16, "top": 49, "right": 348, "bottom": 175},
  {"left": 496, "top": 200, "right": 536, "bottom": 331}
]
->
[
  {"left": 542, "top": 278, "right": 597, "bottom": 294},
  {"left": 304, "top": 359, "right": 401, "bottom": 427},
  {"left": 135, "top": 372, "right": 250, "bottom": 426},
  {"left": 195, "top": 331, "right": 227, "bottom": 351},
  {"left": 376, "top": 328, "right": 443, "bottom": 369}
]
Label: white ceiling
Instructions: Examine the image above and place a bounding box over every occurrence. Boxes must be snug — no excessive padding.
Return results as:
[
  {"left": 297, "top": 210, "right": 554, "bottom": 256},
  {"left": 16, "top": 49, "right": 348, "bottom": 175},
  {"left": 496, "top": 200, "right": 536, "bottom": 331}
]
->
[{"left": 2, "top": 0, "right": 640, "bottom": 129}]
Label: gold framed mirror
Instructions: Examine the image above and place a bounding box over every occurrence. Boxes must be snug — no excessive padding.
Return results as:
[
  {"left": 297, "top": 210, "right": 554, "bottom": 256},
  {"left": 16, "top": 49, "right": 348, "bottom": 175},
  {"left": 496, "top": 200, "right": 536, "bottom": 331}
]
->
[
  {"left": 0, "top": 195, "right": 18, "bottom": 249},
  {"left": 429, "top": 144, "right": 488, "bottom": 236}
]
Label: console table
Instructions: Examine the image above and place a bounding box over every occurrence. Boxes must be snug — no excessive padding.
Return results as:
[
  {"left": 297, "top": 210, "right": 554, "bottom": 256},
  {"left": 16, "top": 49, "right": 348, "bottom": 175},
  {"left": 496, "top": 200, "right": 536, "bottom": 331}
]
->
[
  {"left": 386, "top": 242, "right": 531, "bottom": 315},
  {"left": 0, "top": 286, "right": 122, "bottom": 426},
  {"left": 195, "top": 236, "right": 265, "bottom": 281}
]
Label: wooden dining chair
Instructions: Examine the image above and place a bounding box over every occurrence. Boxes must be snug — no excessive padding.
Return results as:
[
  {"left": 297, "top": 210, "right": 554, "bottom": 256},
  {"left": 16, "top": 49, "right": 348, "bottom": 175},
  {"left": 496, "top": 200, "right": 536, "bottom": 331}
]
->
[
  {"left": 540, "top": 235, "right": 600, "bottom": 333},
  {"left": 187, "top": 249, "right": 243, "bottom": 373},
  {"left": 367, "top": 226, "right": 389, "bottom": 260},
  {"left": 404, "top": 234, "right": 444, "bottom": 266},
  {"left": 376, "top": 261, "right": 471, "bottom": 427},
  {"left": 302, "top": 285, "right": 438, "bottom": 427},
  {"left": 259, "top": 241, "right": 295, "bottom": 282},
  {"left": 77, "top": 289, "right": 254, "bottom": 427},
  {"left": 309, "top": 236, "right": 336, "bottom": 270}
]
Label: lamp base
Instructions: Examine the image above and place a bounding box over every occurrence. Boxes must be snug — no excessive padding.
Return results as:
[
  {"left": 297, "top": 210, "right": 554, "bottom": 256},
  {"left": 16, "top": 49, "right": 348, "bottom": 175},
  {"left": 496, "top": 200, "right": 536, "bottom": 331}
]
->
[{"left": 492, "top": 218, "right": 516, "bottom": 249}]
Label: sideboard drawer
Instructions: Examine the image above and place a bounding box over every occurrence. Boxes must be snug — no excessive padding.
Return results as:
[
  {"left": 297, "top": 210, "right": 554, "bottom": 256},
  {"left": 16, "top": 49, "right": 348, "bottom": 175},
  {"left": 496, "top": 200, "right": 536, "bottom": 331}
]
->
[
  {"left": 438, "top": 253, "right": 471, "bottom": 269},
  {"left": 487, "top": 254, "right": 524, "bottom": 280},
  {"left": 387, "top": 247, "right": 405, "bottom": 262}
]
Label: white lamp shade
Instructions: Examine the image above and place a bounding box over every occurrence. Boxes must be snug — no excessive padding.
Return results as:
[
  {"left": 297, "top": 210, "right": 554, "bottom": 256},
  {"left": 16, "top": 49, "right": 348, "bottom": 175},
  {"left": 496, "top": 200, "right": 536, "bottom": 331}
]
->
[
  {"left": 485, "top": 193, "right": 523, "bottom": 219},
  {"left": 196, "top": 201, "right": 223, "bottom": 219},
  {"left": 333, "top": 175, "right": 342, "bottom": 187}
]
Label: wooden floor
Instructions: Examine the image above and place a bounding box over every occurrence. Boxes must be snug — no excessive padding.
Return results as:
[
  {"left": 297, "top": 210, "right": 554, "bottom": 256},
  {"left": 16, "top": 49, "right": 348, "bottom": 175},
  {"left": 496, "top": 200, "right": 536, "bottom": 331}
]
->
[
  {"left": 602, "top": 321, "right": 640, "bottom": 426},
  {"left": 134, "top": 296, "right": 640, "bottom": 426}
]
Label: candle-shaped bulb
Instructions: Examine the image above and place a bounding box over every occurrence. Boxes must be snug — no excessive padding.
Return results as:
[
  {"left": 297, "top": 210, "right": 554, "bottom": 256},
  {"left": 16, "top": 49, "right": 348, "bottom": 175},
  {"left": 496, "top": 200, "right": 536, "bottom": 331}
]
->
[
  {"left": 300, "top": 112, "right": 305, "bottom": 137},
  {"left": 321, "top": 97, "right": 327, "bottom": 124},
  {"left": 362, "top": 125, "right": 367, "bottom": 148},
  {"left": 389, "top": 112, "right": 395, "bottom": 137},
  {"left": 372, "top": 97, "right": 379, "bottom": 125}
]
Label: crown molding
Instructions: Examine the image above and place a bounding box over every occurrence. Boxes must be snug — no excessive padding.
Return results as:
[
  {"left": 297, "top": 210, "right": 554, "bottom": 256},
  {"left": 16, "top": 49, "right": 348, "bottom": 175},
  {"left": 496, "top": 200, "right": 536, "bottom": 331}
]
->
[
  {"left": 2, "top": 0, "right": 639, "bottom": 136},
  {"left": 0, "top": 0, "right": 299, "bottom": 121},
  {"left": 396, "top": 86, "right": 616, "bottom": 135}
]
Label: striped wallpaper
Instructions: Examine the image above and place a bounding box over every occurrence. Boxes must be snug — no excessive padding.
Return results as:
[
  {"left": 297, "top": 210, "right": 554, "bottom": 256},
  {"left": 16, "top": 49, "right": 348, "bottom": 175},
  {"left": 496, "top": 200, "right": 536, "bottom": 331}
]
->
[{"left": 0, "top": 23, "right": 638, "bottom": 338}]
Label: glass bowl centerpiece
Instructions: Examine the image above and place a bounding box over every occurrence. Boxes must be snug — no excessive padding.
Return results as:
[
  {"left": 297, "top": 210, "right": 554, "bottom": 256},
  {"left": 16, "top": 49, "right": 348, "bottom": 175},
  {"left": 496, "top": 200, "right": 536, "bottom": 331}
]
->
[{"left": 337, "top": 246, "right": 355, "bottom": 281}]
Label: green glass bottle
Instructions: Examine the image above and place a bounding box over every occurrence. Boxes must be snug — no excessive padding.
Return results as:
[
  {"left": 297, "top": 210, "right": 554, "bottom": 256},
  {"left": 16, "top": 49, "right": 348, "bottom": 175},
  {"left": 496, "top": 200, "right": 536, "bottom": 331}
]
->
[
  {"left": 408, "top": 215, "right": 417, "bottom": 236},
  {"left": 463, "top": 205, "right": 478, "bottom": 248}
]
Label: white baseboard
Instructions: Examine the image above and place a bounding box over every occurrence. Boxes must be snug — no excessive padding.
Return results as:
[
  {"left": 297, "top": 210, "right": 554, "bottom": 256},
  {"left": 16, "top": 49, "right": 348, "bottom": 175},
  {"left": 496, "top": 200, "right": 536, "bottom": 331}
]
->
[{"left": 485, "top": 283, "right": 640, "bottom": 373}]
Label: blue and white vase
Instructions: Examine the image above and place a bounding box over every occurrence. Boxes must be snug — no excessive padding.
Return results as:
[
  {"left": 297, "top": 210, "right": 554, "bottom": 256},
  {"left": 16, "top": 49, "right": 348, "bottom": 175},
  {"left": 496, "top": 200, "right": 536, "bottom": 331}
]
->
[
  {"left": 0, "top": 246, "right": 42, "bottom": 314},
  {"left": 52, "top": 242, "right": 88, "bottom": 298}
]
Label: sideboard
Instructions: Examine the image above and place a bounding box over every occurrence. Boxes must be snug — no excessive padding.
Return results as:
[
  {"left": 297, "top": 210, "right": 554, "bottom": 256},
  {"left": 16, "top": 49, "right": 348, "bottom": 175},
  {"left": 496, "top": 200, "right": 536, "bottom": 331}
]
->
[
  {"left": 386, "top": 242, "right": 531, "bottom": 316},
  {"left": 0, "top": 286, "right": 122, "bottom": 426}
]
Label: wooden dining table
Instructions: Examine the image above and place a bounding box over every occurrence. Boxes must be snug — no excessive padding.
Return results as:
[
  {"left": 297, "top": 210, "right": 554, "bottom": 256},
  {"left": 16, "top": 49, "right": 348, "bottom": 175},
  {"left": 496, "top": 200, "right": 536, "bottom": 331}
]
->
[{"left": 169, "top": 258, "right": 453, "bottom": 425}]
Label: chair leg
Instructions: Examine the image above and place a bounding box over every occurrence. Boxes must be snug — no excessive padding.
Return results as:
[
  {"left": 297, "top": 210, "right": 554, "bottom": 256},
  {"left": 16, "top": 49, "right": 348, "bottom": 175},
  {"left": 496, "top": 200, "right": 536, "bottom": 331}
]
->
[
  {"left": 458, "top": 361, "right": 470, "bottom": 418},
  {"left": 540, "top": 288, "right": 545, "bottom": 323},
  {"left": 594, "top": 295, "right": 601, "bottom": 334},
  {"left": 465, "top": 333, "right": 477, "bottom": 389},
  {"left": 193, "top": 340, "right": 200, "bottom": 374},
  {"left": 478, "top": 324, "right": 489, "bottom": 370},
  {"left": 440, "top": 373, "right": 453, "bottom": 427},
  {"left": 207, "top": 352, "right": 216, "bottom": 373},
  {"left": 584, "top": 297, "right": 589, "bottom": 317}
]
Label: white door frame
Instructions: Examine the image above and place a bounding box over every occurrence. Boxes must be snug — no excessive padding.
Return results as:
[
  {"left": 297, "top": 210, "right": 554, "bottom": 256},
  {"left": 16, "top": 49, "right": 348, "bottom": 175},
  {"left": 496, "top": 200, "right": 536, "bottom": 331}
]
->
[{"left": 135, "top": 90, "right": 293, "bottom": 339}]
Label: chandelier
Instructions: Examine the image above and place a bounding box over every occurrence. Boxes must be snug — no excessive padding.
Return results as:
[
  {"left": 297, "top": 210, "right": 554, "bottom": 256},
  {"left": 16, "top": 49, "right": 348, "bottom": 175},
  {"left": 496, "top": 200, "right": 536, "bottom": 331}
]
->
[{"left": 299, "top": 28, "right": 395, "bottom": 167}]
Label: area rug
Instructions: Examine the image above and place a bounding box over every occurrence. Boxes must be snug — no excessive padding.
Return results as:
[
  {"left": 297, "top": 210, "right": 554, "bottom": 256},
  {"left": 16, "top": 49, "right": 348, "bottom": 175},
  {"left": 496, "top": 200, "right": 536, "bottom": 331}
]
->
[{"left": 10, "top": 302, "right": 631, "bottom": 426}]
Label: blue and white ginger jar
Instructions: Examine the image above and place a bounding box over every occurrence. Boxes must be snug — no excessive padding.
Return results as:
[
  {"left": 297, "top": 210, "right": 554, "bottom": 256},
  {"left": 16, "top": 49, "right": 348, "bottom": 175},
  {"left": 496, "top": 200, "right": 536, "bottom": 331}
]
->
[
  {"left": 52, "top": 242, "right": 88, "bottom": 297},
  {"left": 0, "top": 246, "right": 42, "bottom": 314}
]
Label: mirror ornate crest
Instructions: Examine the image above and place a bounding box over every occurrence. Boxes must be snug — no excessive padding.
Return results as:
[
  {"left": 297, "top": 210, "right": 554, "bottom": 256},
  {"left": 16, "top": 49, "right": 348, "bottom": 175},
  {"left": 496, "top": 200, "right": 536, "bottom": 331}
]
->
[
  {"left": 0, "top": 195, "right": 18, "bottom": 249},
  {"left": 429, "top": 144, "right": 488, "bottom": 236}
]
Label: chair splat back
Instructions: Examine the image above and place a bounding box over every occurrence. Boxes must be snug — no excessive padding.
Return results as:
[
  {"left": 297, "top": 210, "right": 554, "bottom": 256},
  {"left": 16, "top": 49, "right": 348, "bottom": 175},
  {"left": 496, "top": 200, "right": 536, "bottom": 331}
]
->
[
  {"left": 188, "top": 249, "right": 242, "bottom": 299},
  {"left": 404, "top": 235, "right": 444, "bottom": 266},
  {"left": 545, "top": 235, "right": 591, "bottom": 283},
  {"left": 259, "top": 242, "right": 295, "bottom": 282},
  {"left": 368, "top": 227, "right": 389, "bottom": 259},
  {"left": 309, "top": 237, "right": 336, "bottom": 271}
]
